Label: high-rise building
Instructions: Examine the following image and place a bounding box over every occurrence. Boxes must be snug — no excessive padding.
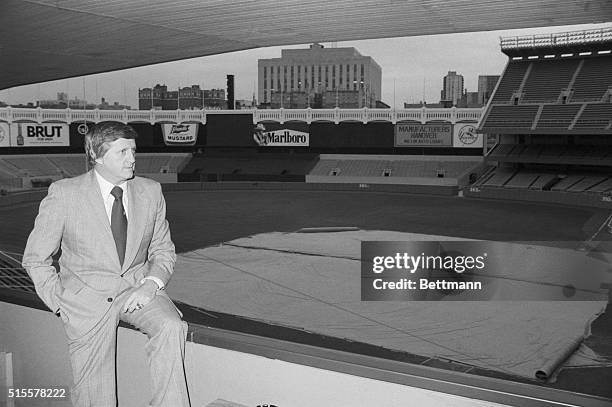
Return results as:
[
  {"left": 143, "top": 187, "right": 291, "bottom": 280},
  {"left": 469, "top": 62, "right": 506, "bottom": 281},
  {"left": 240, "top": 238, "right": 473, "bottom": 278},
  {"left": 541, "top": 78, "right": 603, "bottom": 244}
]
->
[
  {"left": 477, "top": 75, "right": 500, "bottom": 106},
  {"left": 258, "top": 43, "right": 382, "bottom": 108},
  {"left": 440, "top": 71, "right": 464, "bottom": 106}
]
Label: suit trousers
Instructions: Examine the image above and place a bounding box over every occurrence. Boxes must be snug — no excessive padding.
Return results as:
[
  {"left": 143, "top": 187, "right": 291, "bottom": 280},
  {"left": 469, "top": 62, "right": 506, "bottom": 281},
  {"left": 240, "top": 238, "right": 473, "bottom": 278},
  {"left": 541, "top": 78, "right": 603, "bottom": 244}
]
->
[{"left": 64, "top": 289, "right": 190, "bottom": 407}]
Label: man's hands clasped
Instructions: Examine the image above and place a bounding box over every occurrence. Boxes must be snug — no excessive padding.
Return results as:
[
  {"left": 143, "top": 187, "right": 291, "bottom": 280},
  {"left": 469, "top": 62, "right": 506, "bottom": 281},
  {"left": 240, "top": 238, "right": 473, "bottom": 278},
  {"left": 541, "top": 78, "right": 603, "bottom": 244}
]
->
[{"left": 123, "top": 279, "right": 158, "bottom": 313}]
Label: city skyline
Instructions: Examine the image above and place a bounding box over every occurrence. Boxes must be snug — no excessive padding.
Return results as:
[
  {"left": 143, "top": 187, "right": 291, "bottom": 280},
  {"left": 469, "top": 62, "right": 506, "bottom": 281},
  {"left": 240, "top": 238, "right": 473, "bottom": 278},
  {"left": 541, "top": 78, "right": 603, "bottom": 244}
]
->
[{"left": 1, "top": 22, "right": 609, "bottom": 109}]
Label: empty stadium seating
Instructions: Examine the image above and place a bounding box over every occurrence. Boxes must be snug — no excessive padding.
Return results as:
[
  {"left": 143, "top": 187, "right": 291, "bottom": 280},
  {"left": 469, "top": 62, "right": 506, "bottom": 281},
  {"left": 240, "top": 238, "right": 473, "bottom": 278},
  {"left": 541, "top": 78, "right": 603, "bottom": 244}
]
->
[
  {"left": 540, "top": 144, "right": 569, "bottom": 158},
  {"left": 309, "top": 156, "right": 479, "bottom": 179},
  {"left": 0, "top": 153, "right": 191, "bottom": 191},
  {"left": 566, "top": 175, "right": 608, "bottom": 192},
  {"left": 587, "top": 178, "right": 612, "bottom": 193},
  {"left": 535, "top": 104, "right": 582, "bottom": 129},
  {"left": 481, "top": 52, "right": 612, "bottom": 137},
  {"left": 479, "top": 168, "right": 516, "bottom": 187},
  {"left": 504, "top": 171, "right": 539, "bottom": 188},
  {"left": 487, "top": 143, "right": 612, "bottom": 166},
  {"left": 490, "top": 62, "right": 529, "bottom": 104},
  {"left": 0, "top": 159, "right": 21, "bottom": 178},
  {"left": 489, "top": 56, "right": 612, "bottom": 106},
  {"left": 1, "top": 156, "right": 59, "bottom": 177},
  {"left": 180, "top": 152, "right": 319, "bottom": 182},
  {"left": 549, "top": 175, "right": 584, "bottom": 191},
  {"left": 483, "top": 105, "right": 540, "bottom": 129},
  {"left": 522, "top": 59, "right": 580, "bottom": 103},
  {"left": 475, "top": 167, "right": 612, "bottom": 194},
  {"left": 572, "top": 103, "right": 612, "bottom": 130},
  {"left": 571, "top": 55, "right": 612, "bottom": 102},
  {"left": 529, "top": 174, "right": 557, "bottom": 190}
]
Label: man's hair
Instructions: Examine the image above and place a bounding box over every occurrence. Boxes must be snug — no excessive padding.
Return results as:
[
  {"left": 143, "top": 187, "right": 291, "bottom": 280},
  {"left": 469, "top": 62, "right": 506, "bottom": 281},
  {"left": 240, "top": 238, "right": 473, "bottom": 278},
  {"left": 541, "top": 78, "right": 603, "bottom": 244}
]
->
[{"left": 84, "top": 122, "right": 138, "bottom": 168}]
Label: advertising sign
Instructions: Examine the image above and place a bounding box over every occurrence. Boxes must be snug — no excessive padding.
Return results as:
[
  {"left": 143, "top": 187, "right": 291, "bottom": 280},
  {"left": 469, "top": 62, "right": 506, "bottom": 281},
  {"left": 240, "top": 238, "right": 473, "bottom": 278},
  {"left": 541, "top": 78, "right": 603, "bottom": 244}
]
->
[
  {"left": 0, "top": 123, "right": 9, "bottom": 147},
  {"left": 395, "top": 123, "right": 452, "bottom": 147},
  {"left": 253, "top": 128, "right": 310, "bottom": 147},
  {"left": 453, "top": 123, "right": 482, "bottom": 148},
  {"left": 162, "top": 123, "right": 198, "bottom": 145},
  {"left": 9, "top": 123, "right": 70, "bottom": 147}
]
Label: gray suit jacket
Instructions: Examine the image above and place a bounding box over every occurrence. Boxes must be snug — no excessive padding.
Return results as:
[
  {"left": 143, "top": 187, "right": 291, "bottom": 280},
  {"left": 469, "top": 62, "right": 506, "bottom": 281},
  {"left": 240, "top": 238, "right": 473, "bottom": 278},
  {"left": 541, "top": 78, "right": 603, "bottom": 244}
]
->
[{"left": 23, "top": 170, "right": 176, "bottom": 339}]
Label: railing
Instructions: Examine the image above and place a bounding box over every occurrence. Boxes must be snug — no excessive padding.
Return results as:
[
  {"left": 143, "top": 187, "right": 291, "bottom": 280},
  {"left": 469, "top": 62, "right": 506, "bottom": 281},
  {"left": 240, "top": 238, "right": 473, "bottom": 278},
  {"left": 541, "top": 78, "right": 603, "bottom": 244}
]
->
[
  {"left": 0, "top": 107, "right": 484, "bottom": 125},
  {"left": 500, "top": 27, "right": 612, "bottom": 50}
]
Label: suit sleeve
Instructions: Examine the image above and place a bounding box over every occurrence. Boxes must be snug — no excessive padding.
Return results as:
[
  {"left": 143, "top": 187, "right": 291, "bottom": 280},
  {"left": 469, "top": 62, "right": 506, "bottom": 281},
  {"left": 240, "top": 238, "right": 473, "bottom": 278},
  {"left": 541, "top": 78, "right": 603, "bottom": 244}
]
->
[
  {"left": 145, "top": 183, "right": 176, "bottom": 287},
  {"left": 22, "top": 182, "right": 65, "bottom": 313}
]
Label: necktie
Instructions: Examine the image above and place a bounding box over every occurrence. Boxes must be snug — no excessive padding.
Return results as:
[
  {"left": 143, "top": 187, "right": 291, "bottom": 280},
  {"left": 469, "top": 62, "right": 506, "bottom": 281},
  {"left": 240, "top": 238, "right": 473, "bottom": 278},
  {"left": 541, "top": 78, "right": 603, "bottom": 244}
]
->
[{"left": 110, "top": 186, "right": 127, "bottom": 266}]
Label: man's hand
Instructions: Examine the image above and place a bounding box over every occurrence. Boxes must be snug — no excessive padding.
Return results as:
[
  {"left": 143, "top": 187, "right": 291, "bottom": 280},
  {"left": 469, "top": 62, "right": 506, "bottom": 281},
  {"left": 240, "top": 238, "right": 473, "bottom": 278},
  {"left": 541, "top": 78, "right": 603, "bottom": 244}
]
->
[{"left": 123, "top": 279, "right": 158, "bottom": 313}]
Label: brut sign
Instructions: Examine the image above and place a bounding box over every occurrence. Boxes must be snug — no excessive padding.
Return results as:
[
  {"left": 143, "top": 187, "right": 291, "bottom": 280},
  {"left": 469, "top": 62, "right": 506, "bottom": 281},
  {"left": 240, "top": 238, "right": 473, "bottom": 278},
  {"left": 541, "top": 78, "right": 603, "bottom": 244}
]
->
[{"left": 10, "top": 123, "right": 70, "bottom": 147}]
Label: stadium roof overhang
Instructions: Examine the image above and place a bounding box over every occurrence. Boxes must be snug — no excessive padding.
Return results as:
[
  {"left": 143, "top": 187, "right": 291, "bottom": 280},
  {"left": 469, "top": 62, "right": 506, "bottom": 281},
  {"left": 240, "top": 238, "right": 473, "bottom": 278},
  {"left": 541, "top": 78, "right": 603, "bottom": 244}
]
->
[{"left": 1, "top": 0, "right": 611, "bottom": 90}]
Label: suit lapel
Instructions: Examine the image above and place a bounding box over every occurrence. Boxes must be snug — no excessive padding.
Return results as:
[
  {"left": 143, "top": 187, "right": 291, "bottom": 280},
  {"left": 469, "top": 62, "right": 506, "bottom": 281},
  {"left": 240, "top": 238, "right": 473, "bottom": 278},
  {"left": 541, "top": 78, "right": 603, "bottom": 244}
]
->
[
  {"left": 84, "top": 170, "right": 122, "bottom": 270},
  {"left": 122, "top": 178, "right": 147, "bottom": 272}
]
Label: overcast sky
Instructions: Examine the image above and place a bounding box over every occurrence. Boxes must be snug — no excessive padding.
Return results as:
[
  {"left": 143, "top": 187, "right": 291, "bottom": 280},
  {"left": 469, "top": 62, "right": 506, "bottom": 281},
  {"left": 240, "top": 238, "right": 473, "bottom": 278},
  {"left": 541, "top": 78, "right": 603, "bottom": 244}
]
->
[{"left": 1, "top": 22, "right": 609, "bottom": 108}]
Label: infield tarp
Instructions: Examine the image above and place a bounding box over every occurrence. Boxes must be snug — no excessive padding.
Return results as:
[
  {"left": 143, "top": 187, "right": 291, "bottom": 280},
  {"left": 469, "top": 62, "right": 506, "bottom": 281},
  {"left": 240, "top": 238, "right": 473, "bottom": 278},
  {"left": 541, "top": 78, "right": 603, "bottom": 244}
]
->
[{"left": 167, "top": 230, "right": 609, "bottom": 380}]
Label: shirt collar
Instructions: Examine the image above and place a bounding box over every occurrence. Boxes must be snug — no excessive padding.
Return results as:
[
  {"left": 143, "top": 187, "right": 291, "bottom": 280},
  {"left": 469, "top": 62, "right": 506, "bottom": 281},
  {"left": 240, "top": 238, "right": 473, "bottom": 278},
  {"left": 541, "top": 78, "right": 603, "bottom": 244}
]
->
[{"left": 94, "top": 169, "right": 127, "bottom": 199}]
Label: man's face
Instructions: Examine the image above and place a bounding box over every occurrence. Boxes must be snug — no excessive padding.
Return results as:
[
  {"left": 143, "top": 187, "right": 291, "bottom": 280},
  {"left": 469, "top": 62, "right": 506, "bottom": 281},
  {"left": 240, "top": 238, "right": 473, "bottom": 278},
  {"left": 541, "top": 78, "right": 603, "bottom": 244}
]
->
[{"left": 95, "top": 137, "right": 136, "bottom": 185}]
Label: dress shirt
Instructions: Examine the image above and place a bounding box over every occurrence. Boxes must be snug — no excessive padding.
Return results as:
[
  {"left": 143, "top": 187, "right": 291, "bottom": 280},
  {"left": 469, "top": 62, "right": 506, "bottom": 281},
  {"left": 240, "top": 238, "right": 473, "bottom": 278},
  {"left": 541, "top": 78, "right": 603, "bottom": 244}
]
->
[
  {"left": 94, "top": 170, "right": 129, "bottom": 222},
  {"left": 93, "top": 169, "right": 164, "bottom": 290}
]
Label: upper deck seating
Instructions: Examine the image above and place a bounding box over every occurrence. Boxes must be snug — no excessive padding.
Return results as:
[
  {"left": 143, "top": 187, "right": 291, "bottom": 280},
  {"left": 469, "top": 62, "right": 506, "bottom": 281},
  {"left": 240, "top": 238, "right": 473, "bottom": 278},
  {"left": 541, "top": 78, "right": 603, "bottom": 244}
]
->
[
  {"left": 482, "top": 105, "right": 539, "bottom": 129},
  {"left": 535, "top": 104, "right": 582, "bottom": 130},
  {"left": 522, "top": 59, "right": 579, "bottom": 103},
  {"left": 490, "top": 62, "right": 529, "bottom": 104},
  {"left": 572, "top": 103, "right": 612, "bottom": 130},
  {"left": 571, "top": 55, "right": 612, "bottom": 102}
]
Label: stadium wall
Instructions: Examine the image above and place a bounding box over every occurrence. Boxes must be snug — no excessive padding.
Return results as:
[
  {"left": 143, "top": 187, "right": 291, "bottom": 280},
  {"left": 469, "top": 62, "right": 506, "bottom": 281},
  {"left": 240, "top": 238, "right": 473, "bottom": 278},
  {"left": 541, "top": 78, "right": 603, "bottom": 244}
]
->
[
  {"left": 162, "top": 181, "right": 459, "bottom": 196},
  {"left": 1, "top": 300, "right": 515, "bottom": 407},
  {"left": 1, "top": 115, "right": 481, "bottom": 155},
  {"left": 6, "top": 179, "right": 612, "bottom": 207}
]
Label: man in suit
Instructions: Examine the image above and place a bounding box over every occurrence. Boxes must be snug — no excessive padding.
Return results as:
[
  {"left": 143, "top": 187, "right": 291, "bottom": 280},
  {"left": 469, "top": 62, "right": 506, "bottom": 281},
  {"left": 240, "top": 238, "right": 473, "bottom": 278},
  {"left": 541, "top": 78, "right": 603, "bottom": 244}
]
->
[{"left": 22, "top": 122, "right": 191, "bottom": 407}]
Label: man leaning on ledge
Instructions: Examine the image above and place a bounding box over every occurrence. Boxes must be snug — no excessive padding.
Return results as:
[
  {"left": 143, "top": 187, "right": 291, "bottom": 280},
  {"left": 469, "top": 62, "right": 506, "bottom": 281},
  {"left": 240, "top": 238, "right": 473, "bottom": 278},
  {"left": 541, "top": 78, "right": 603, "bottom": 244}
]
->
[{"left": 22, "top": 121, "right": 191, "bottom": 407}]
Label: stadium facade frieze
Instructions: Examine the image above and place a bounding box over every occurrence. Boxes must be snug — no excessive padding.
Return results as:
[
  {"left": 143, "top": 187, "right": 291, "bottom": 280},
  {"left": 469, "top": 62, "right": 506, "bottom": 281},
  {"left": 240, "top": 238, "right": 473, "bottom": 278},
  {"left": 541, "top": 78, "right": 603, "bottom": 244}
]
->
[{"left": 0, "top": 107, "right": 483, "bottom": 125}]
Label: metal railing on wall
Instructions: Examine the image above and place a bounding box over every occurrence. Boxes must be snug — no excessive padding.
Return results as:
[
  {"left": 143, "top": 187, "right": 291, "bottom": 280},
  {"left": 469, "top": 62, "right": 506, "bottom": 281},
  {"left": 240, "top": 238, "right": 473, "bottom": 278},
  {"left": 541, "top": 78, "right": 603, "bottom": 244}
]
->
[{"left": 500, "top": 27, "right": 612, "bottom": 50}]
